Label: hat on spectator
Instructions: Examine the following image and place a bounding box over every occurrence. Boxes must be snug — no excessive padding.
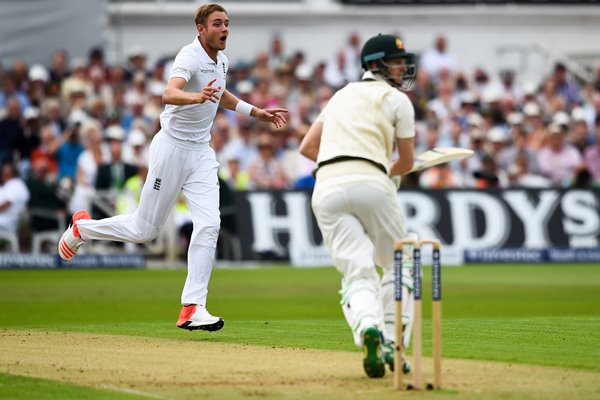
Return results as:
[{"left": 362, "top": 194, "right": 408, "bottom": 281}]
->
[
  {"left": 67, "top": 108, "right": 88, "bottom": 126},
  {"left": 128, "top": 129, "right": 147, "bottom": 147},
  {"left": 460, "top": 91, "right": 478, "bottom": 105},
  {"left": 105, "top": 125, "right": 126, "bottom": 142},
  {"left": 507, "top": 112, "right": 524, "bottom": 126},
  {"left": 487, "top": 127, "right": 506, "bottom": 143},
  {"left": 467, "top": 112, "right": 484, "bottom": 128},
  {"left": 295, "top": 63, "right": 313, "bottom": 81},
  {"left": 552, "top": 111, "right": 570, "bottom": 126},
  {"left": 69, "top": 81, "right": 88, "bottom": 97},
  {"left": 236, "top": 80, "right": 254, "bottom": 95},
  {"left": 482, "top": 85, "right": 502, "bottom": 104},
  {"left": 470, "top": 128, "right": 485, "bottom": 140},
  {"left": 23, "top": 107, "right": 40, "bottom": 120},
  {"left": 28, "top": 64, "right": 49, "bottom": 83},
  {"left": 128, "top": 46, "right": 146, "bottom": 59},
  {"left": 571, "top": 107, "right": 587, "bottom": 123},
  {"left": 523, "top": 102, "right": 541, "bottom": 117},
  {"left": 548, "top": 122, "right": 562, "bottom": 135},
  {"left": 523, "top": 82, "right": 537, "bottom": 96}
]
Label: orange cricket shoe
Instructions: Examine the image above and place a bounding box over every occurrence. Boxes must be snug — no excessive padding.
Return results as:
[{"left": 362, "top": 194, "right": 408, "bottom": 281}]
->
[
  {"left": 58, "top": 210, "right": 91, "bottom": 261},
  {"left": 176, "top": 304, "right": 224, "bottom": 332}
]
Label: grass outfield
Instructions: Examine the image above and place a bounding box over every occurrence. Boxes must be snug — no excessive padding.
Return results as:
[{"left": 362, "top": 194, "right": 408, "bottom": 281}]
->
[{"left": 1, "top": 264, "right": 599, "bottom": 399}]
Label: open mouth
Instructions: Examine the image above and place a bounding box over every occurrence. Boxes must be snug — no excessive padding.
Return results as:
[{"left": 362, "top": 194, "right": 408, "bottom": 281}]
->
[{"left": 220, "top": 35, "right": 227, "bottom": 44}]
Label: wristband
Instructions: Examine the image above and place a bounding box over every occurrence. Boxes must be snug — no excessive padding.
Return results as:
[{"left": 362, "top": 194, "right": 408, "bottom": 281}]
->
[{"left": 235, "top": 100, "right": 254, "bottom": 116}]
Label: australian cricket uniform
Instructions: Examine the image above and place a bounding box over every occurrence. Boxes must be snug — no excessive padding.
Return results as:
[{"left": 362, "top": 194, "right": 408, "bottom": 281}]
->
[
  {"left": 77, "top": 37, "right": 227, "bottom": 307},
  {"left": 311, "top": 71, "right": 416, "bottom": 347}
]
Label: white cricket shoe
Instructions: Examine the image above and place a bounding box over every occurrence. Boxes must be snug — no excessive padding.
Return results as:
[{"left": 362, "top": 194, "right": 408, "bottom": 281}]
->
[
  {"left": 176, "top": 304, "right": 224, "bottom": 332},
  {"left": 58, "top": 210, "right": 91, "bottom": 261}
]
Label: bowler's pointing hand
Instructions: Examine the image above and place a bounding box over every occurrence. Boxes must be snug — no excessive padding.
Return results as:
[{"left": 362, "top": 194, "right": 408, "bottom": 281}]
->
[
  {"left": 254, "top": 108, "right": 289, "bottom": 129},
  {"left": 198, "top": 79, "right": 221, "bottom": 104}
]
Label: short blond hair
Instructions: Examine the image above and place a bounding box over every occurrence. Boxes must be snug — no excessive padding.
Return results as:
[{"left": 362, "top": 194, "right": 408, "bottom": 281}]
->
[{"left": 194, "top": 3, "right": 227, "bottom": 26}]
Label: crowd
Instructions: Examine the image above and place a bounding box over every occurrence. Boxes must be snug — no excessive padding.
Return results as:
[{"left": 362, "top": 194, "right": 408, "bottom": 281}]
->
[{"left": 0, "top": 32, "right": 599, "bottom": 247}]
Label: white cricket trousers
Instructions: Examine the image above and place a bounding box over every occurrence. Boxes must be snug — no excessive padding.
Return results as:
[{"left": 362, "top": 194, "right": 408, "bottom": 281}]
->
[
  {"left": 312, "top": 171, "right": 412, "bottom": 347},
  {"left": 77, "top": 130, "right": 220, "bottom": 306}
]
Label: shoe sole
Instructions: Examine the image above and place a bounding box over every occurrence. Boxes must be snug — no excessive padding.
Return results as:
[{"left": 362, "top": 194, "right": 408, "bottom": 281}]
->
[
  {"left": 362, "top": 327, "right": 385, "bottom": 378},
  {"left": 178, "top": 318, "right": 224, "bottom": 332}
]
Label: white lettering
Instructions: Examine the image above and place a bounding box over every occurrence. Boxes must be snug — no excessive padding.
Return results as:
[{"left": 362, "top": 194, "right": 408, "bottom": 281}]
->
[
  {"left": 503, "top": 190, "right": 559, "bottom": 248},
  {"left": 247, "top": 192, "right": 325, "bottom": 258},
  {"left": 562, "top": 190, "right": 599, "bottom": 247},
  {"left": 447, "top": 192, "right": 509, "bottom": 248}
]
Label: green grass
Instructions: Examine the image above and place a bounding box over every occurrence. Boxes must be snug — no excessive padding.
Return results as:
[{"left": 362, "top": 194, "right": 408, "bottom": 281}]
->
[
  {"left": 1, "top": 264, "right": 599, "bottom": 372},
  {"left": 0, "top": 373, "right": 146, "bottom": 400}
]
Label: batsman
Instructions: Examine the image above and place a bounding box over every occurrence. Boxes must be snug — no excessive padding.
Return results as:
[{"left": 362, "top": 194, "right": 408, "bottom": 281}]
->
[{"left": 300, "top": 33, "right": 418, "bottom": 378}]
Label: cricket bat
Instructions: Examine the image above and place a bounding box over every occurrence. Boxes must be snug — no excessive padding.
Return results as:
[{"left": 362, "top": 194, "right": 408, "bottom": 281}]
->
[{"left": 407, "top": 147, "right": 474, "bottom": 174}]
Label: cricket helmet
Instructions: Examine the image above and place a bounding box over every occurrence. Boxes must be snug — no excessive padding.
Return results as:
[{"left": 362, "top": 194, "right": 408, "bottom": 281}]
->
[{"left": 361, "top": 34, "right": 416, "bottom": 91}]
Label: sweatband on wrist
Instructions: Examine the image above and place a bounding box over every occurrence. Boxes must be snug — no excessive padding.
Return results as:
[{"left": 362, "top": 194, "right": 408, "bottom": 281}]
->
[{"left": 235, "top": 100, "right": 253, "bottom": 116}]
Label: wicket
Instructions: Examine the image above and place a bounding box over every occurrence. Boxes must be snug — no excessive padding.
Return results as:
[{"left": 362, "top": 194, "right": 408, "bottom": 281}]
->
[{"left": 393, "top": 238, "right": 442, "bottom": 391}]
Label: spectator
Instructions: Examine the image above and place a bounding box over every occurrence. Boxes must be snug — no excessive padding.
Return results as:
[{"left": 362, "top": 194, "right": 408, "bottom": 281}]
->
[
  {"left": 223, "top": 118, "right": 258, "bottom": 171},
  {"left": 86, "top": 47, "right": 111, "bottom": 82},
  {"left": 522, "top": 102, "right": 547, "bottom": 150},
  {"left": 0, "top": 72, "right": 30, "bottom": 111},
  {"left": 27, "top": 64, "right": 50, "bottom": 106},
  {"left": 247, "top": 132, "right": 286, "bottom": 189},
  {"left": 222, "top": 156, "right": 250, "bottom": 191},
  {"left": 61, "top": 58, "right": 92, "bottom": 100},
  {"left": 420, "top": 35, "right": 459, "bottom": 82},
  {"left": 40, "top": 98, "right": 66, "bottom": 137},
  {"left": 0, "top": 97, "right": 23, "bottom": 164},
  {"left": 552, "top": 62, "right": 581, "bottom": 109},
  {"left": 569, "top": 110, "right": 591, "bottom": 155},
  {"left": 537, "top": 123, "right": 583, "bottom": 186},
  {"left": 26, "top": 158, "right": 66, "bottom": 233},
  {"left": 49, "top": 49, "right": 70, "bottom": 84},
  {"left": 95, "top": 125, "right": 137, "bottom": 192},
  {"left": 69, "top": 120, "right": 108, "bottom": 214},
  {"left": 30, "top": 124, "right": 60, "bottom": 177},
  {"left": 507, "top": 152, "right": 552, "bottom": 188},
  {"left": 473, "top": 153, "right": 507, "bottom": 188},
  {"left": 343, "top": 31, "right": 362, "bottom": 83},
  {"left": 498, "top": 69, "right": 523, "bottom": 103},
  {"left": 17, "top": 107, "right": 43, "bottom": 178},
  {"left": 55, "top": 122, "right": 84, "bottom": 181},
  {"left": 0, "top": 163, "right": 30, "bottom": 234},
  {"left": 323, "top": 49, "right": 351, "bottom": 89},
  {"left": 584, "top": 130, "right": 600, "bottom": 185},
  {"left": 268, "top": 35, "right": 286, "bottom": 70},
  {"left": 122, "top": 129, "right": 149, "bottom": 167},
  {"left": 251, "top": 51, "right": 272, "bottom": 82},
  {"left": 126, "top": 46, "right": 150, "bottom": 81}
]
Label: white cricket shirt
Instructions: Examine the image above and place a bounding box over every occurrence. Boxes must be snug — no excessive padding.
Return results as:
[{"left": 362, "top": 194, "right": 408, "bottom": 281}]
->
[
  {"left": 160, "top": 37, "right": 229, "bottom": 143},
  {"left": 316, "top": 71, "right": 415, "bottom": 173}
]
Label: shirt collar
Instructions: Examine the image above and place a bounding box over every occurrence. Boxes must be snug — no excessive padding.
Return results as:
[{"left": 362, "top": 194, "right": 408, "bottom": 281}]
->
[
  {"left": 192, "top": 36, "right": 218, "bottom": 65},
  {"left": 362, "top": 70, "right": 383, "bottom": 82}
]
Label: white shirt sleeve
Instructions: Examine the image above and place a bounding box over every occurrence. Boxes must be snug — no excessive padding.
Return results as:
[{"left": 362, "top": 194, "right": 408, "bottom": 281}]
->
[
  {"left": 169, "top": 47, "right": 196, "bottom": 82},
  {"left": 383, "top": 91, "right": 415, "bottom": 139}
]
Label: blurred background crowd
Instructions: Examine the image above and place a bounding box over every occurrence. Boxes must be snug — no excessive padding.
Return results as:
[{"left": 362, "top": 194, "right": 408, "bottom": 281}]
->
[{"left": 0, "top": 32, "right": 599, "bottom": 251}]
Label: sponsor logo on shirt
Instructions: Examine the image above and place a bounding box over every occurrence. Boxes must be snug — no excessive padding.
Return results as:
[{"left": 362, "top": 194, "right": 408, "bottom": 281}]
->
[{"left": 199, "top": 68, "right": 215, "bottom": 73}]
